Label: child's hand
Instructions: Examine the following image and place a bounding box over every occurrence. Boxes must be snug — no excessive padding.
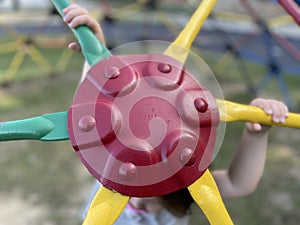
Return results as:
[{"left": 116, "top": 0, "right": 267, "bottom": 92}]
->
[
  {"left": 62, "top": 3, "right": 105, "bottom": 51},
  {"left": 246, "top": 98, "right": 289, "bottom": 132}
]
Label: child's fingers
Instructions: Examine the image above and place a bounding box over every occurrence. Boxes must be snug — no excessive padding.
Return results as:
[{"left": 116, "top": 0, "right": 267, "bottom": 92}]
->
[
  {"left": 66, "top": 15, "right": 105, "bottom": 44},
  {"left": 250, "top": 98, "right": 289, "bottom": 124},
  {"left": 62, "top": 3, "right": 106, "bottom": 45},
  {"left": 277, "top": 101, "right": 289, "bottom": 119},
  {"left": 63, "top": 8, "right": 88, "bottom": 24},
  {"left": 250, "top": 98, "right": 273, "bottom": 115},
  {"left": 63, "top": 7, "right": 99, "bottom": 33},
  {"left": 69, "top": 15, "right": 92, "bottom": 29},
  {"left": 63, "top": 3, "right": 88, "bottom": 15},
  {"left": 246, "top": 122, "right": 262, "bottom": 132},
  {"left": 68, "top": 42, "right": 81, "bottom": 52},
  {"left": 268, "top": 100, "right": 289, "bottom": 123},
  {"left": 62, "top": 3, "right": 89, "bottom": 24}
]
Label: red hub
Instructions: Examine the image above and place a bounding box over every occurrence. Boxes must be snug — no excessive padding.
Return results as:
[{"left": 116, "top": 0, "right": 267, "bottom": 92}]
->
[{"left": 68, "top": 54, "right": 219, "bottom": 197}]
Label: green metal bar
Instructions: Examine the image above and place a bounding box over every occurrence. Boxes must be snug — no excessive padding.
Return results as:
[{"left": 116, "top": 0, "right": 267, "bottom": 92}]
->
[
  {"left": 0, "top": 112, "right": 69, "bottom": 141},
  {"left": 51, "top": 0, "right": 111, "bottom": 66}
]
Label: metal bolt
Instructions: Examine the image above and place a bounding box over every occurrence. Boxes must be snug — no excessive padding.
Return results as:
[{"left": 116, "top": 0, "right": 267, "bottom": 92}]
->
[
  {"left": 179, "top": 148, "right": 196, "bottom": 166},
  {"left": 119, "top": 162, "right": 137, "bottom": 181},
  {"left": 158, "top": 63, "right": 172, "bottom": 73},
  {"left": 194, "top": 98, "right": 208, "bottom": 113},
  {"left": 78, "top": 115, "right": 96, "bottom": 132},
  {"left": 104, "top": 66, "right": 120, "bottom": 79}
]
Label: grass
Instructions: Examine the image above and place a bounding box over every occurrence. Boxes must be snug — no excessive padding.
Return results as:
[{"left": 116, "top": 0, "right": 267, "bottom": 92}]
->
[
  {"left": 0, "top": 40, "right": 83, "bottom": 84},
  {"left": 0, "top": 35, "right": 300, "bottom": 225},
  {"left": 0, "top": 46, "right": 92, "bottom": 224}
]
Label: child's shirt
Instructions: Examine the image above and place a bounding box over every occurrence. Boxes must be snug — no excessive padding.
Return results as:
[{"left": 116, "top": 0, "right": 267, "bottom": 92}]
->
[{"left": 114, "top": 203, "right": 190, "bottom": 225}]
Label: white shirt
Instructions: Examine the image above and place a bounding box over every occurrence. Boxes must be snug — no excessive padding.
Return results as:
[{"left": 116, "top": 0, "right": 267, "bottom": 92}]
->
[{"left": 114, "top": 204, "right": 189, "bottom": 225}]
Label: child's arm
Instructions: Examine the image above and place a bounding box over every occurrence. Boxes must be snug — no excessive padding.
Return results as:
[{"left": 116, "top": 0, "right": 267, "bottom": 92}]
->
[{"left": 212, "top": 98, "right": 289, "bottom": 198}]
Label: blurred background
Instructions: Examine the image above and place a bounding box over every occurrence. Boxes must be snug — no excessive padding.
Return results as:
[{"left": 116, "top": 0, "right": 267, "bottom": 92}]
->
[{"left": 0, "top": 0, "right": 300, "bottom": 224}]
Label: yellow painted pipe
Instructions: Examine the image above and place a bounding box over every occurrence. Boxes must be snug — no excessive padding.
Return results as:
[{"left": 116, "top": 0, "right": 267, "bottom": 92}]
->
[
  {"left": 188, "top": 169, "right": 234, "bottom": 225},
  {"left": 213, "top": 10, "right": 251, "bottom": 23},
  {"left": 28, "top": 45, "right": 52, "bottom": 72},
  {"left": 82, "top": 186, "right": 129, "bottom": 225},
  {"left": 164, "top": 0, "right": 217, "bottom": 63},
  {"left": 217, "top": 99, "right": 300, "bottom": 129}
]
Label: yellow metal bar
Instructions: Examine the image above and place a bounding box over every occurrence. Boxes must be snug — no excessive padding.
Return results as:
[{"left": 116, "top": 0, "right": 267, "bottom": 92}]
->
[
  {"left": 217, "top": 99, "right": 300, "bottom": 129},
  {"left": 28, "top": 45, "right": 52, "bottom": 73},
  {"left": 213, "top": 51, "right": 235, "bottom": 75},
  {"left": 1, "top": 25, "right": 24, "bottom": 39},
  {"left": 213, "top": 10, "right": 251, "bottom": 22},
  {"left": 2, "top": 50, "right": 25, "bottom": 83},
  {"left": 267, "top": 15, "right": 294, "bottom": 28},
  {"left": 213, "top": 9, "right": 293, "bottom": 28},
  {"left": 111, "top": 2, "right": 143, "bottom": 20},
  {"left": 82, "top": 186, "right": 129, "bottom": 225},
  {"left": 157, "top": 10, "right": 181, "bottom": 36},
  {"left": 0, "top": 41, "right": 19, "bottom": 54},
  {"left": 55, "top": 48, "right": 74, "bottom": 73},
  {"left": 188, "top": 169, "right": 233, "bottom": 225},
  {"left": 164, "top": 0, "right": 217, "bottom": 63}
]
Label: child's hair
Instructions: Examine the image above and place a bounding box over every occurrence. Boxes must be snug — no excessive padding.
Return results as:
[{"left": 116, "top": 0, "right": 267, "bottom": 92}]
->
[{"left": 160, "top": 188, "right": 194, "bottom": 217}]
